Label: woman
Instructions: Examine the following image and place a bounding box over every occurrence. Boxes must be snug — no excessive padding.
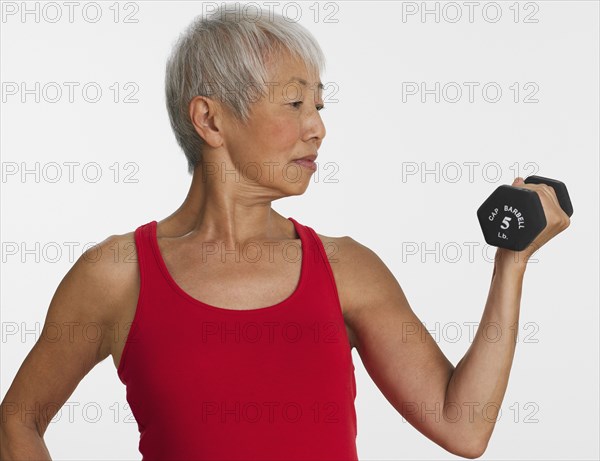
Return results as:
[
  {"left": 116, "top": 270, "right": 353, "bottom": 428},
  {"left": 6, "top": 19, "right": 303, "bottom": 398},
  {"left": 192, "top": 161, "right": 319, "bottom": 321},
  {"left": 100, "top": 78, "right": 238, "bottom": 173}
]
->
[{"left": 0, "top": 5, "right": 570, "bottom": 460}]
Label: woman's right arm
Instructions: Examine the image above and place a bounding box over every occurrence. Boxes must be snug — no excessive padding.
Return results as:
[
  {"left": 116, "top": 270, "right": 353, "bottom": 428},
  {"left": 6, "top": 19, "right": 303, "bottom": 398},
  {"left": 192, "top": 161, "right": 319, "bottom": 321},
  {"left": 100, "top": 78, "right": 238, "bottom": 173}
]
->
[{"left": 0, "top": 234, "right": 130, "bottom": 459}]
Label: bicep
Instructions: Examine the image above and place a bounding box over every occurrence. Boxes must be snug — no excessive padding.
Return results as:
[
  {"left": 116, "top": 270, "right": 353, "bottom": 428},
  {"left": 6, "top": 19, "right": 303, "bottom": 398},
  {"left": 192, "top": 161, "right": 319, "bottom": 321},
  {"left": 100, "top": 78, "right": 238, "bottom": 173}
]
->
[
  {"left": 339, "top": 237, "right": 456, "bottom": 449},
  {"left": 1, "top": 237, "right": 120, "bottom": 436}
]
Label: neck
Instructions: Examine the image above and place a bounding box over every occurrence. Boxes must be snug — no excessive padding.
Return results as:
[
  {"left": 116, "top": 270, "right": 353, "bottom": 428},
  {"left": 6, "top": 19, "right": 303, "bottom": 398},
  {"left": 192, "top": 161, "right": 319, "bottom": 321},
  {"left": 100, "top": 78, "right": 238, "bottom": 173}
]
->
[{"left": 156, "top": 163, "right": 294, "bottom": 244}]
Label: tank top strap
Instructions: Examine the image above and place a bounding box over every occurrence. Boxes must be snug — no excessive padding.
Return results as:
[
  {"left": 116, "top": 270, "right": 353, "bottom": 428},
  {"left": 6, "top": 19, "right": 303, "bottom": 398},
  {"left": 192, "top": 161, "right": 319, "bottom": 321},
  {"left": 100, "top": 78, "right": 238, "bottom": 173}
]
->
[
  {"left": 133, "top": 220, "right": 164, "bottom": 282},
  {"left": 117, "top": 220, "right": 161, "bottom": 384},
  {"left": 288, "top": 217, "right": 345, "bottom": 318}
]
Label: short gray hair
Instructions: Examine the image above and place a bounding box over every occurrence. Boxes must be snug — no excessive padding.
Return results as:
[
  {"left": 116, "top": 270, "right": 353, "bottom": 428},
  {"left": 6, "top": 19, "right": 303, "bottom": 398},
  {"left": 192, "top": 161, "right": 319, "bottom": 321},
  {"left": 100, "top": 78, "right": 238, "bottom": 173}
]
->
[{"left": 165, "top": 5, "right": 327, "bottom": 174}]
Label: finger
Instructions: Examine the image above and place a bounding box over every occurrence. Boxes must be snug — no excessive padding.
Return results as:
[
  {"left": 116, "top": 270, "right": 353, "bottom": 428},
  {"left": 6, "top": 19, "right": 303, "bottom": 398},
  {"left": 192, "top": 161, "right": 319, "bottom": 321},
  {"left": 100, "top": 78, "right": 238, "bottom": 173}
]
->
[
  {"left": 512, "top": 178, "right": 570, "bottom": 233},
  {"left": 516, "top": 179, "right": 561, "bottom": 213},
  {"left": 537, "top": 183, "right": 561, "bottom": 209}
]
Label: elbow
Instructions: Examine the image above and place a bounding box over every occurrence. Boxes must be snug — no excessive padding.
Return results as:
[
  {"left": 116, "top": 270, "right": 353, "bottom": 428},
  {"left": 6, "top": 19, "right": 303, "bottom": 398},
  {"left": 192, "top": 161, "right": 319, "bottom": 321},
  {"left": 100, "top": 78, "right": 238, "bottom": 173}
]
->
[
  {"left": 459, "top": 447, "right": 487, "bottom": 459},
  {"left": 436, "top": 411, "right": 492, "bottom": 458},
  {"left": 451, "top": 440, "right": 488, "bottom": 459},
  {"left": 442, "top": 433, "right": 488, "bottom": 459}
]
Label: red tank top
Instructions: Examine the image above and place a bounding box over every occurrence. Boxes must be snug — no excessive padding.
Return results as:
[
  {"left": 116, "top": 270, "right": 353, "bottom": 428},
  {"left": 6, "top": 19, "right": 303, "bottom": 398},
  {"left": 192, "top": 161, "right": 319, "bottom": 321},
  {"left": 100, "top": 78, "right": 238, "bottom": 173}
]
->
[{"left": 117, "top": 217, "right": 358, "bottom": 460}]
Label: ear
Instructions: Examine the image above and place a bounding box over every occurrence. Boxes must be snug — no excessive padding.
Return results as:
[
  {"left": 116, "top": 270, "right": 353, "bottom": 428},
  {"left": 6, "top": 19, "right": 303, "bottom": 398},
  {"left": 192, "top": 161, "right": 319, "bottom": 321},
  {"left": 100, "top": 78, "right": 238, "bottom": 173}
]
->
[{"left": 189, "top": 95, "right": 223, "bottom": 148}]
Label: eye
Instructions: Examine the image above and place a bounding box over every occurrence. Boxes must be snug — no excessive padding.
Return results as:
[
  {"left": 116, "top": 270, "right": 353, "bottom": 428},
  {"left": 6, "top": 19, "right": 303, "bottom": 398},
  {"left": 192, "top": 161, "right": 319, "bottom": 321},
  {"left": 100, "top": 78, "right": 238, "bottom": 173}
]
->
[{"left": 290, "top": 101, "right": 325, "bottom": 111}]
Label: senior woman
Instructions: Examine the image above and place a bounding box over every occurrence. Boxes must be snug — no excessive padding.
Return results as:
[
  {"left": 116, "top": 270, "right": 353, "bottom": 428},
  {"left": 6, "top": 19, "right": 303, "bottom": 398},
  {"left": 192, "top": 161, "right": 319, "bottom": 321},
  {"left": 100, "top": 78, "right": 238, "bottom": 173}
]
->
[{"left": 0, "top": 5, "right": 570, "bottom": 461}]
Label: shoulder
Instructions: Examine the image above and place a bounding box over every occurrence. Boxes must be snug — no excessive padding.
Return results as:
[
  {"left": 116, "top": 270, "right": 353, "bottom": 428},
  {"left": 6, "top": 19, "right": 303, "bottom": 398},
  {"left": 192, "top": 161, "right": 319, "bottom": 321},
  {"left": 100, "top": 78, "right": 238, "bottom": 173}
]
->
[
  {"left": 313, "top": 232, "right": 390, "bottom": 281},
  {"left": 312, "top": 232, "right": 396, "bottom": 310},
  {"left": 66, "top": 229, "right": 141, "bottom": 358},
  {"left": 77, "top": 230, "right": 139, "bottom": 290},
  {"left": 89, "top": 230, "right": 141, "bottom": 310},
  {"left": 312, "top": 233, "right": 399, "bottom": 349}
]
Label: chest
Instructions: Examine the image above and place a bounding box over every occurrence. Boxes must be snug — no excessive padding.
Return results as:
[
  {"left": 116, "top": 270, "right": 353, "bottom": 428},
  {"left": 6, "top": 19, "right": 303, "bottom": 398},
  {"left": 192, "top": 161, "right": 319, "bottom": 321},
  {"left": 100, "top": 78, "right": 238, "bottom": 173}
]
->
[
  {"left": 162, "top": 240, "right": 306, "bottom": 310},
  {"left": 112, "top": 236, "right": 355, "bottom": 371}
]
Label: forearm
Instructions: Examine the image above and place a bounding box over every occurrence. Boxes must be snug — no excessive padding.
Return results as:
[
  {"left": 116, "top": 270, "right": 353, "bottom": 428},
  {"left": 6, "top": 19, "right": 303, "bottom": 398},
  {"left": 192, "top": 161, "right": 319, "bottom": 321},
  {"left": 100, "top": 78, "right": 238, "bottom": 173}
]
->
[
  {"left": 0, "top": 421, "right": 52, "bottom": 460},
  {"left": 443, "top": 248, "right": 527, "bottom": 451}
]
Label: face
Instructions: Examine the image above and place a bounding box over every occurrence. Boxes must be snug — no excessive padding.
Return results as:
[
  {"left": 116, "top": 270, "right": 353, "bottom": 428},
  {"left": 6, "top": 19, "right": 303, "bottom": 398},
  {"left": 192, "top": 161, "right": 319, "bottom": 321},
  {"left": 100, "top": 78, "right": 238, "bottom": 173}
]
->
[{"left": 219, "top": 52, "right": 326, "bottom": 196}]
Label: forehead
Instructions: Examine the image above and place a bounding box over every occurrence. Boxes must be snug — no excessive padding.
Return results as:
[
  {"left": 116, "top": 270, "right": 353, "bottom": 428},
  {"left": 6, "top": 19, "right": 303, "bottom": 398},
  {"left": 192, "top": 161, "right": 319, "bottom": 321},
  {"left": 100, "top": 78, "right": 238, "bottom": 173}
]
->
[{"left": 267, "top": 53, "right": 323, "bottom": 94}]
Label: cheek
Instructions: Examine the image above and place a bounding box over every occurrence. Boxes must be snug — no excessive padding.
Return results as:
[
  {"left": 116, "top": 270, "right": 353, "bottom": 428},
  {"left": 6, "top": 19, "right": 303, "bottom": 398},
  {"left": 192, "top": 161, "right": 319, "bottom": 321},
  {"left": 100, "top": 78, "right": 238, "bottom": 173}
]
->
[{"left": 267, "top": 119, "right": 300, "bottom": 147}]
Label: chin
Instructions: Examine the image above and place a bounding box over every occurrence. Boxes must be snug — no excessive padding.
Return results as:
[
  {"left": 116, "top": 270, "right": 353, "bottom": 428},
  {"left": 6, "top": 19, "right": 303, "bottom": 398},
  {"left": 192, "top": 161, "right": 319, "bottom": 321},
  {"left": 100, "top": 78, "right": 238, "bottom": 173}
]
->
[{"left": 275, "top": 178, "right": 311, "bottom": 198}]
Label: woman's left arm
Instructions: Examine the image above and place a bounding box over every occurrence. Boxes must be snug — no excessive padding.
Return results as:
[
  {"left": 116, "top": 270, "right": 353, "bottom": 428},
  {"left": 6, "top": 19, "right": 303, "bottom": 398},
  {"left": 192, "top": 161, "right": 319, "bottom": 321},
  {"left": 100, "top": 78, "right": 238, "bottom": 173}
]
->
[
  {"left": 443, "top": 249, "right": 527, "bottom": 455},
  {"left": 338, "top": 178, "right": 570, "bottom": 459}
]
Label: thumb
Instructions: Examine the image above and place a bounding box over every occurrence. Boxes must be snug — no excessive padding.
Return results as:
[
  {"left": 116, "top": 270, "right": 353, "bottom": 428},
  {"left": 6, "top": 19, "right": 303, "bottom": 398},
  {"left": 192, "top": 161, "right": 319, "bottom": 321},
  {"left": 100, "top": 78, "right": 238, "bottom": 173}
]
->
[{"left": 513, "top": 177, "right": 524, "bottom": 185}]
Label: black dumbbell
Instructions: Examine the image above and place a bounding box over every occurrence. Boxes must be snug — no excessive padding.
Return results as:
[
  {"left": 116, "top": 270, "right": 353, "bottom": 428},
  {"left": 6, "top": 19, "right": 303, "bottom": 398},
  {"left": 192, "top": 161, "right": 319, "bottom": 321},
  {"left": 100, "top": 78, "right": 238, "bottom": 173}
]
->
[{"left": 477, "top": 175, "right": 573, "bottom": 251}]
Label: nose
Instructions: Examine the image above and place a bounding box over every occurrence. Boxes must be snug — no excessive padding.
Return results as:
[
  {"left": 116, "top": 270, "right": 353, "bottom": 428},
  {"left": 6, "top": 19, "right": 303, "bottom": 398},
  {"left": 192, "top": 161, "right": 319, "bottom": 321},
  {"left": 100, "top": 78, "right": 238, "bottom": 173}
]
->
[{"left": 307, "top": 106, "right": 326, "bottom": 143}]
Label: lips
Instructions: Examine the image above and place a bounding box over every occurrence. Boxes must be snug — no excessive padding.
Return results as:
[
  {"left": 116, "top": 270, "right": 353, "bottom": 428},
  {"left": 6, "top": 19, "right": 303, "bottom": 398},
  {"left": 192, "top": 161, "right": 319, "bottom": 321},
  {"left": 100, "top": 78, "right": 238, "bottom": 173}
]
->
[
  {"left": 293, "top": 154, "right": 318, "bottom": 162},
  {"left": 292, "top": 155, "right": 318, "bottom": 172}
]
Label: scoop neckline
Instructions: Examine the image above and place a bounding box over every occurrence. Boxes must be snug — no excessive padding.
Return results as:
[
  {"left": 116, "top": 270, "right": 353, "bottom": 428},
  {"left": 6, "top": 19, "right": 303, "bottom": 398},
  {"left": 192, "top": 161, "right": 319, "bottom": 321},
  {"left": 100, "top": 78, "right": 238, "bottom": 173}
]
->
[{"left": 149, "top": 217, "right": 306, "bottom": 314}]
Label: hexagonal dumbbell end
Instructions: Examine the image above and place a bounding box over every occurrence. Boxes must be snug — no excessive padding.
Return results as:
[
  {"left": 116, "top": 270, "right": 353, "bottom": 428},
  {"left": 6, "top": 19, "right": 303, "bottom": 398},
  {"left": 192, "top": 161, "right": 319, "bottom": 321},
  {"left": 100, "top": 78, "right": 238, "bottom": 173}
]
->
[{"left": 477, "top": 185, "right": 547, "bottom": 251}]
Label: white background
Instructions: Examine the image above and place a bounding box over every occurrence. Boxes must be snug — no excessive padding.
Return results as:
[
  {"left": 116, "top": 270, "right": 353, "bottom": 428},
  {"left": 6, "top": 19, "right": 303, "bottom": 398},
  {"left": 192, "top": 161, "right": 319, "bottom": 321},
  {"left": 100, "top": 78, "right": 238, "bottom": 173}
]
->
[{"left": 1, "top": 1, "right": 598, "bottom": 459}]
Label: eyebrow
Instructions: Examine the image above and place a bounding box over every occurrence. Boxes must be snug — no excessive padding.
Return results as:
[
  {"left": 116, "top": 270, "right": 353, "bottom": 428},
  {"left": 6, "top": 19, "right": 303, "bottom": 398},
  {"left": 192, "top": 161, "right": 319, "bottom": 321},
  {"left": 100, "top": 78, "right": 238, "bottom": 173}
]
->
[{"left": 288, "top": 77, "right": 324, "bottom": 90}]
